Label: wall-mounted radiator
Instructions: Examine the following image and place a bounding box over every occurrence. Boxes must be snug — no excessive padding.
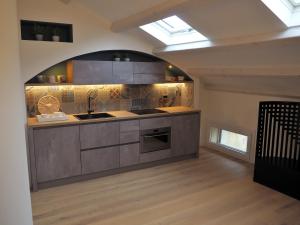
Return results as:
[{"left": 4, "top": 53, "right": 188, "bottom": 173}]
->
[{"left": 254, "top": 101, "right": 300, "bottom": 200}]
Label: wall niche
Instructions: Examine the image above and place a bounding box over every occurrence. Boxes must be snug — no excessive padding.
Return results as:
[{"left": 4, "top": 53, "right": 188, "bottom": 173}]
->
[{"left": 21, "top": 20, "right": 73, "bottom": 43}]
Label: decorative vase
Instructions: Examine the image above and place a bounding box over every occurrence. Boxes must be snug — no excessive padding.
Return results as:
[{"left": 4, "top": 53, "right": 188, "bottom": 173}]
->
[
  {"left": 52, "top": 35, "right": 60, "bottom": 42},
  {"left": 36, "top": 34, "right": 44, "bottom": 41}
]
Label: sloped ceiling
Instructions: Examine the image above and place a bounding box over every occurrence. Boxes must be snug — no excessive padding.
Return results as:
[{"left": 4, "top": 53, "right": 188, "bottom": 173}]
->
[{"left": 71, "top": 0, "right": 300, "bottom": 97}]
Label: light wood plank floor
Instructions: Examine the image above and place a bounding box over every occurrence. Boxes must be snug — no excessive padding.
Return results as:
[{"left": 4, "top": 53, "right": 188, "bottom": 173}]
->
[{"left": 31, "top": 149, "right": 300, "bottom": 225}]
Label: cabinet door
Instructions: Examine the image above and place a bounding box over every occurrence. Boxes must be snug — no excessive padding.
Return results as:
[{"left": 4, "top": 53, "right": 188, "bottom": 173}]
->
[
  {"left": 113, "top": 62, "right": 133, "bottom": 84},
  {"left": 34, "top": 126, "right": 81, "bottom": 183},
  {"left": 71, "top": 60, "right": 113, "bottom": 84},
  {"left": 80, "top": 122, "right": 120, "bottom": 149},
  {"left": 81, "top": 146, "right": 120, "bottom": 174},
  {"left": 133, "top": 62, "right": 165, "bottom": 74},
  {"left": 171, "top": 113, "right": 200, "bottom": 156},
  {"left": 133, "top": 62, "right": 166, "bottom": 84},
  {"left": 120, "top": 143, "right": 140, "bottom": 167}
]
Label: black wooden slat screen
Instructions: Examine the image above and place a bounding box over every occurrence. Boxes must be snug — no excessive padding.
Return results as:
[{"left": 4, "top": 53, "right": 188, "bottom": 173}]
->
[{"left": 254, "top": 101, "right": 300, "bottom": 200}]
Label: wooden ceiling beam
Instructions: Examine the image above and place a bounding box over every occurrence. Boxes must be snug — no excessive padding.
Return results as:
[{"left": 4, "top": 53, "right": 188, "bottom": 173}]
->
[{"left": 111, "top": 0, "right": 191, "bottom": 32}]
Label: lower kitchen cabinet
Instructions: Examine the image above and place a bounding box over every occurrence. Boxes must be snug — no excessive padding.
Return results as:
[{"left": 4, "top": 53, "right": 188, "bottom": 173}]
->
[
  {"left": 140, "top": 149, "right": 171, "bottom": 163},
  {"left": 33, "top": 126, "right": 81, "bottom": 183},
  {"left": 120, "top": 143, "right": 140, "bottom": 167},
  {"left": 28, "top": 111, "right": 200, "bottom": 190},
  {"left": 171, "top": 113, "right": 200, "bottom": 156},
  {"left": 81, "top": 146, "right": 120, "bottom": 174},
  {"left": 80, "top": 122, "right": 120, "bottom": 149}
]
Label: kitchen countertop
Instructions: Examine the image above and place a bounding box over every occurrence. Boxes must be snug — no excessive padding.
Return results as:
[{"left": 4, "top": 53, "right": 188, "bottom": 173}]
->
[{"left": 27, "top": 106, "right": 200, "bottom": 128}]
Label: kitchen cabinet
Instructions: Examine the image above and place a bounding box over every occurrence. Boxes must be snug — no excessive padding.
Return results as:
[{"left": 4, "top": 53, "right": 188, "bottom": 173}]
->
[
  {"left": 112, "top": 62, "right": 133, "bottom": 84},
  {"left": 33, "top": 126, "right": 81, "bottom": 183},
  {"left": 140, "top": 149, "right": 171, "bottom": 163},
  {"left": 81, "top": 146, "right": 120, "bottom": 174},
  {"left": 67, "top": 60, "right": 113, "bottom": 84},
  {"left": 28, "top": 110, "right": 200, "bottom": 190},
  {"left": 120, "top": 120, "right": 140, "bottom": 144},
  {"left": 133, "top": 62, "right": 166, "bottom": 84},
  {"left": 171, "top": 113, "right": 200, "bottom": 156},
  {"left": 133, "top": 62, "right": 165, "bottom": 74},
  {"left": 140, "top": 117, "right": 171, "bottom": 130},
  {"left": 66, "top": 60, "right": 167, "bottom": 85},
  {"left": 80, "top": 122, "right": 120, "bottom": 149},
  {"left": 120, "top": 143, "right": 140, "bottom": 167}
]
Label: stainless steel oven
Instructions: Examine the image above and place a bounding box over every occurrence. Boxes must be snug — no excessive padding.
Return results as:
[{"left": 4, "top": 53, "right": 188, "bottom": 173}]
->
[{"left": 140, "top": 127, "right": 171, "bottom": 153}]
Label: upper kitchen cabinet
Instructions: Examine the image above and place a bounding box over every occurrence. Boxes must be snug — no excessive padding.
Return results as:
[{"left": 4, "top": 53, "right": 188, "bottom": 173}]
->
[
  {"left": 112, "top": 62, "right": 134, "bottom": 84},
  {"left": 67, "top": 60, "right": 113, "bottom": 84},
  {"left": 66, "top": 60, "right": 167, "bottom": 85},
  {"left": 133, "top": 62, "right": 166, "bottom": 84},
  {"left": 25, "top": 50, "right": 193, "bottom": 85}
]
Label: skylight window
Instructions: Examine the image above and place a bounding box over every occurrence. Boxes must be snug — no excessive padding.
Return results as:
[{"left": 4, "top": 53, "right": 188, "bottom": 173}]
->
[
  {"left": 140, "top": 15, "right": 208, "bottom": 45},
  {"left": 290, "top": 0, "right": 300, "bottom": 6},
  {"left": 261, "top": 0, "right": 300, "bottom": 27}
]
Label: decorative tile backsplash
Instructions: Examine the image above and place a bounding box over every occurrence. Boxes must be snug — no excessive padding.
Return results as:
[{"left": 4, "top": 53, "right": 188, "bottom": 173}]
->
[{"left": 25, "top": 83, "right": 193, "bottom": 116}]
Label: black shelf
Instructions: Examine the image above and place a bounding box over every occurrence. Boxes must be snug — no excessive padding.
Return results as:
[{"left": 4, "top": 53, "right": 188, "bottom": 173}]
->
[{"left": 20, "top": 20, "right": 73, "bottom": 43}]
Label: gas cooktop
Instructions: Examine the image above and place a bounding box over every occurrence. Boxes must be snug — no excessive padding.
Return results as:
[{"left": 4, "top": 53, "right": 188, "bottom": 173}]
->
[{"left": 130, "top": 109, "right": 167, "bottom": 115}]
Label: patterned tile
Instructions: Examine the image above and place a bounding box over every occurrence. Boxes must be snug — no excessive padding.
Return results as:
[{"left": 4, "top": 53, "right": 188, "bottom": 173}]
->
[{"left": 25, "top": 84, "right": 193, "bottom": 115}]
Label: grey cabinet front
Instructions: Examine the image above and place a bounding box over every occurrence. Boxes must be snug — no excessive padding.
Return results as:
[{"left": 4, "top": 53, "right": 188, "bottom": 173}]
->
[
  {"left": 120, "top": 143, "right": 140, "bottom": 167},
  {"left": 120, "top": 120, "right": 140, "bottom": 144},
  {"left": 113, "top": 62, "right": 133, "bottom": 84},
  {"left": 80, "top": 122, "right": 120, "bottom": 149},
  {"left": 33, "top": 126, "right": 81, "bottom": 183},
  {"left": 171, "top": 113, "right": 200, "bottom": 156},
  {"left": 133, "top": 62, "right": 166, "bottom": 84},
  {"left": 140, "top": 117, "right": 171, "bottom": 130},
  {"left": 71, "top": 60, "right": 113, "bottom": 84},
  {"left": 81, "top": 146, "right": 120, "bottom": 174}
]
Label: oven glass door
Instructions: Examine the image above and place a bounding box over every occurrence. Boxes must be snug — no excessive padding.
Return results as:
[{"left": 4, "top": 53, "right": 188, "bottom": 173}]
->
[{"left": 141, "top": 127, "right": 171, "bottom": 153}]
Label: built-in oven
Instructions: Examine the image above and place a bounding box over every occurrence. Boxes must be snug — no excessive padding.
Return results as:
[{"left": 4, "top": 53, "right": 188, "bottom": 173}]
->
[{"left": 140, "top": 127, "right": 171, "bottom": 153}]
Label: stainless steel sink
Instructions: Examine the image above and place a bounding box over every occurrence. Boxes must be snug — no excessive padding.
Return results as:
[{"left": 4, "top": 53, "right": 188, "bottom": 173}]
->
[{"left": 74, "top": 112, "right": 114, "bottom": 120}]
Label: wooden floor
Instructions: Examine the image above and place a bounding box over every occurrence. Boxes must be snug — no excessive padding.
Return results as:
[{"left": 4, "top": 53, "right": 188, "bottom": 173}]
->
[{"left": 31, "top": 149, "right": 300, "bottom": 225}]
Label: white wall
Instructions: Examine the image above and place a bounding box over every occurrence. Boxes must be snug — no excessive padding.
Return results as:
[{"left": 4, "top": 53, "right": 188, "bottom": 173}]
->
[
  {"left": 18, "top": 0, "right": 154, "bottom": 82},
  {"left": 0, "top": 1, "right": 33, "bottom": 225},
  {"left": 198, "top": 87, "right": 299, "bottom": 162}
]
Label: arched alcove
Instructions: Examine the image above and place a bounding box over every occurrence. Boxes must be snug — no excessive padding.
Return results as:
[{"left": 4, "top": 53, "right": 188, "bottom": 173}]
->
[{"left": 25, "top": 50, "right": 194, "bottom": 117}]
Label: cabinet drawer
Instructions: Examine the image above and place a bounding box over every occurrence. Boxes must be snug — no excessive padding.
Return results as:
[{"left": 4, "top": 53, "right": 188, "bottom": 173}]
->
[
  {"left": 140, "top": 117, "right": 171, "bottom": 130},
  {"left": 80, "top": 122, "right": 120, "bottom": 149},
  {"left": 140, "top": 149, "right": 171, "bottom": 163},
  {"left": 81, "top": 146, "right": 120, "bottom": 174},
  {"left": 120, "top": 131, "right": 140, "bottom": 144},
  {"left": 120, "top": 143, "right": 140, "bottom": 167},
  {"left": 120, "top": 120, "right": 140, "bottom": 132}
]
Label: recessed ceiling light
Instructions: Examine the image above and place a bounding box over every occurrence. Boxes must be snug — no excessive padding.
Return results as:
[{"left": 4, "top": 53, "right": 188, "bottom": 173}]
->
[{"left": 140, "top": 15, "right": 208, "bottom": 45}]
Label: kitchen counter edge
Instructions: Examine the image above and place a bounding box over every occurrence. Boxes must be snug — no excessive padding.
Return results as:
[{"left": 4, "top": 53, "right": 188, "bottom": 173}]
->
[{"left": 27, "top": 107, "right": 201, "bottom": 128}]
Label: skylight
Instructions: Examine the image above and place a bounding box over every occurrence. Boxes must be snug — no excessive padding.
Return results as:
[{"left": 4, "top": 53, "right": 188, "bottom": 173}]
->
[
  {"left": 290, "top": 0, "right": 300, "bottom": 6},
  {"left": 261, "top": 0, "right": 300, "bottom": 27},
  {"left": 140, "top": 15, "right": 208, "bottom": 45}
]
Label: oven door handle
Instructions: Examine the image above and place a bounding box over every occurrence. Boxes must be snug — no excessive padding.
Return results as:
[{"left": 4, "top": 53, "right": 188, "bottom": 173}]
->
[{"left": 143, "top": 133, "right": 168, "bottom": 138}]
